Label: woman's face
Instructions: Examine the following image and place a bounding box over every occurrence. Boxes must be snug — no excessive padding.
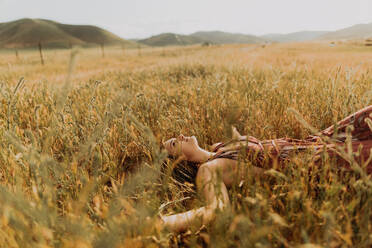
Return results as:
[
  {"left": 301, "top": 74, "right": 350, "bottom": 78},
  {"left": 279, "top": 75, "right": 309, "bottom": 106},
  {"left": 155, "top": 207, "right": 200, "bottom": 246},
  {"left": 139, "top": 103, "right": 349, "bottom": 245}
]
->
[{"left": 163, "top": 134, "right": 200, "bottom": 160}]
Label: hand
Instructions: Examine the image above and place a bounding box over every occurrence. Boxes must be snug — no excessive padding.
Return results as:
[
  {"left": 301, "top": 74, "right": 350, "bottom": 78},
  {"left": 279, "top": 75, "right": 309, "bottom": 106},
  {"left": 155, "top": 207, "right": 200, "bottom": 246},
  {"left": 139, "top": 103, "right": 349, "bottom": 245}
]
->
[{"left": 232, "top": 126, "right": 242, "bottom": 140}]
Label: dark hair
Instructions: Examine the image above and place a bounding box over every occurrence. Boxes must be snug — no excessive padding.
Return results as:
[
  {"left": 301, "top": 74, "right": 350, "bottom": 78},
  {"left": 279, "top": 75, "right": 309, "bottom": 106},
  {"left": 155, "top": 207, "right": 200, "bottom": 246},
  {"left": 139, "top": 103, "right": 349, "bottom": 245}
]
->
[{"left": 162, "top": 156, "right": 199, "bottom": 185}]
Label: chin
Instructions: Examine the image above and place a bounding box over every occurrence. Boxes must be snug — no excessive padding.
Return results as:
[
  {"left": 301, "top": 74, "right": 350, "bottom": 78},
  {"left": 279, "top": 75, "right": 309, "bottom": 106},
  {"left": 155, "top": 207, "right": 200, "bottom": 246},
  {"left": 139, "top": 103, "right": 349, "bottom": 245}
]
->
[{"left": 190, "top": 136, "right": 198, "bottom": 146}]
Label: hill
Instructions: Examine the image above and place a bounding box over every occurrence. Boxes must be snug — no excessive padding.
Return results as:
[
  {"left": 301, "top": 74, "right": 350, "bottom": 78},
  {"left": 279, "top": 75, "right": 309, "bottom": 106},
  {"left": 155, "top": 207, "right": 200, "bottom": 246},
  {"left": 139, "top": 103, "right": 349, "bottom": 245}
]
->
[
  {"left": 137, "top": 31, "right": 266, "bottom": 47},
  {"left": 0, "top": 18, "right": 136, "bottom": 48},
  {"left": 190, "top": 31, "right": 266, "bottom": 44},
  {"left": 320, "top": 23, "right": 372, "bottom": 40},
  {"left": 137, "top": 33, "right": 205, "bottom": 47},
  {"left": 262, "top": 31, "right": 329, "bottom": 43}
]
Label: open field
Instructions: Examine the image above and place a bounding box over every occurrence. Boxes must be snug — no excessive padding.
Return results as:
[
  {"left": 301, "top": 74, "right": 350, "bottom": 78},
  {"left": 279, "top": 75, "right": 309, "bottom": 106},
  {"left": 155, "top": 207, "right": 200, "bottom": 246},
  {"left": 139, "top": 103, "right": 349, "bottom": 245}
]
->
[{"left": 0, "top": 43, "right": 371, "bottom": 247}]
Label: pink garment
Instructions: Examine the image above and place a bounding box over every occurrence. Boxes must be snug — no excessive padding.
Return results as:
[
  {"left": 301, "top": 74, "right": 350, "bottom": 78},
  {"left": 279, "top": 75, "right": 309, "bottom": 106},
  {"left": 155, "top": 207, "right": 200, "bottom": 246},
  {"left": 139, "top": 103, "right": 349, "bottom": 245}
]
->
[{"left": 212, "top": 106, "right": 372, "bottom": 174}]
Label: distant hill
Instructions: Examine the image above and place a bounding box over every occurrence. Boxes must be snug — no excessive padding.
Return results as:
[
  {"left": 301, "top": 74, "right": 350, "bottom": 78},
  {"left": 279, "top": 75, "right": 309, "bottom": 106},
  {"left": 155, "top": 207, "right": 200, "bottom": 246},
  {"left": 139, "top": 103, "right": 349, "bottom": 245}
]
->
[
  {"left": 262, "top": 31, "right": 329, "bottom": 43},
  {"left": 319, "top": 23, "right": 372, "bottom": 40},
  {"left": 137, "top": 31, "right": 266, "bottom": 47},
  {"left": 136, "top": 23, "right": 372, "bottom": 46},
  {"left": 0, "top": 18, "right": 136, "bottom": 48},
  {"left": 137, "top": 33, "right": 204, "bottom": 47},
  {"left": 190, "top": 31, "right": 265, "bottom": 44}
]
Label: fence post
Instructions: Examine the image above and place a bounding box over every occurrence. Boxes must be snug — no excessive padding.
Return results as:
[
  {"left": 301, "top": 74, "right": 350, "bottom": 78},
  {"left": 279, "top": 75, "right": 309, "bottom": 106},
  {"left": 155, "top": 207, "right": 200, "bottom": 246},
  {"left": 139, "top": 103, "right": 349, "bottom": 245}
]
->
[
  {"left": 38, "top": 42, "right": 44, "bottom": 65},
  {"left": 15, "top": 48, "right": 19, "bottom": 60},
  {"left": 100, "top": 42, "right": 105, "bottom": 58},
  {"left": 138, "top": 44, "right": 141, "bottom": 56},
  {"left": 121, "top": 44, "right": 125, "bottom": 56}
]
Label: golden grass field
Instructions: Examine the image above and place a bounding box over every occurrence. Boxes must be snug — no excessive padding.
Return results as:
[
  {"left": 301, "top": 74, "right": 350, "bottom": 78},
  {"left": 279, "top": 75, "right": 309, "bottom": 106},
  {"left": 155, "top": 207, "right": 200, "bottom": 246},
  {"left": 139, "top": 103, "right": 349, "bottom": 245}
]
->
[{"left": 0, "top": 42, "right": 371, "bottom": 247}]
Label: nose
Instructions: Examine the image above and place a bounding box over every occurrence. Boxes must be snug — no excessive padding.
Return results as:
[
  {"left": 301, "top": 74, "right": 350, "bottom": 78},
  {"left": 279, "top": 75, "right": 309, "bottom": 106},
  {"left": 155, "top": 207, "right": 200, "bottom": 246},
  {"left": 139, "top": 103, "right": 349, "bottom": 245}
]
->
[{"left": 178, "top": 134, "right": 185, "bottom": 141}]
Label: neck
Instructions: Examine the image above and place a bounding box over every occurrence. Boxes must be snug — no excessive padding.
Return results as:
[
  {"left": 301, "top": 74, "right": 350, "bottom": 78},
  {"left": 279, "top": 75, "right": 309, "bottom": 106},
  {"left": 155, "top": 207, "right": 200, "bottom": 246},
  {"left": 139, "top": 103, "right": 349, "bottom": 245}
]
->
[{"left": 188, "top": 147, "right": 215, "bottom": 163}]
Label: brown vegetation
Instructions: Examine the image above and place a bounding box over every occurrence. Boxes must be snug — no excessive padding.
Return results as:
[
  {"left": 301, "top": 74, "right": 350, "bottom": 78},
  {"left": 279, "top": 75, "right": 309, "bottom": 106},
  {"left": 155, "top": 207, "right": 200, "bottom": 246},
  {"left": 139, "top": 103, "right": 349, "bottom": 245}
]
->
[{"left": 0, "top": 43, "right": 371, "bottom": 247}]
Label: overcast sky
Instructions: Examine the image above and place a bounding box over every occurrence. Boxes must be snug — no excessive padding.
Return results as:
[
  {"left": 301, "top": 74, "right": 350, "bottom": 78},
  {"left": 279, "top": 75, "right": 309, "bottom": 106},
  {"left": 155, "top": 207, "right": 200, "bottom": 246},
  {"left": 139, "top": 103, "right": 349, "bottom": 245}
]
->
[{"left": 1, "top": 0, "right": 371, "bottom": 39}]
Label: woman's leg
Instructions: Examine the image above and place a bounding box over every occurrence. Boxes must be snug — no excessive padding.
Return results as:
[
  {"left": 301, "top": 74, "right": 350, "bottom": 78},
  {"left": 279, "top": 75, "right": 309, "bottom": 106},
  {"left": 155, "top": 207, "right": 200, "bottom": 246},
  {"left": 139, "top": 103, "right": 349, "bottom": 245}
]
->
[
  {"left": 312, "top": 106, "right": 372, "bottom": 174},
  {"left": 321, "top": 105, "right": 372, "bottom": 141}
]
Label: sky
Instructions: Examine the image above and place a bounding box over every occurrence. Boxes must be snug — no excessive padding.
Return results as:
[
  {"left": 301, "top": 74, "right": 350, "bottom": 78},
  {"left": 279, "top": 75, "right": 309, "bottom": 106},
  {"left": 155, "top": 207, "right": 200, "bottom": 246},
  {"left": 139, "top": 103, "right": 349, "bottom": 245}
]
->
[{"left": 0, "top": 0, "right": 372, "bottom": 39}]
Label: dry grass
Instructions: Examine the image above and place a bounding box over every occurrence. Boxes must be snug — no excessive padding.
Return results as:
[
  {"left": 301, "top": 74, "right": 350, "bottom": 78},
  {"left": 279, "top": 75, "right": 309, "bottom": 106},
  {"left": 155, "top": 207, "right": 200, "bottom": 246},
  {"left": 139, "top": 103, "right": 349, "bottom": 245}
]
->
[{"left": 0, "top": 42, "right": 371, "bottom": 247}]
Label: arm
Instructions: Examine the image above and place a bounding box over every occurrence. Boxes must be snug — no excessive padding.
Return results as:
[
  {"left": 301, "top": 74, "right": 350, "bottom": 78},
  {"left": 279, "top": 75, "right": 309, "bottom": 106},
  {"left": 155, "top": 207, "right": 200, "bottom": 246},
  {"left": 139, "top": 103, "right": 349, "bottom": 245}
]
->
[
  {"left": 162, "top": 158, "right": 234, "bottom": 232},
  {"left": 210, "top": 126, "right": 245, "bottom": 151}
]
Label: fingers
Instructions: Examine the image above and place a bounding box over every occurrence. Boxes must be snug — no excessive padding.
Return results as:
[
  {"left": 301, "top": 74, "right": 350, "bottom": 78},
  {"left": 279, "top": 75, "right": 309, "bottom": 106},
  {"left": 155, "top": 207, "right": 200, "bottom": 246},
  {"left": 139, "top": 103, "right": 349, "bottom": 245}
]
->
[{"left": 231, "top": 126, "right": 242, "bottom": 140}]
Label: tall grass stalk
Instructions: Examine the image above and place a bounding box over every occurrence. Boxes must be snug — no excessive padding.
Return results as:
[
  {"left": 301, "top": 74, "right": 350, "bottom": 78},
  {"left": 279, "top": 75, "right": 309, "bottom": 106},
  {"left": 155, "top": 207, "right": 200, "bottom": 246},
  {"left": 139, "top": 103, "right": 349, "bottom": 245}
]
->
[{"left": 0, "top": 43, "right": 370, "bottom": 247}]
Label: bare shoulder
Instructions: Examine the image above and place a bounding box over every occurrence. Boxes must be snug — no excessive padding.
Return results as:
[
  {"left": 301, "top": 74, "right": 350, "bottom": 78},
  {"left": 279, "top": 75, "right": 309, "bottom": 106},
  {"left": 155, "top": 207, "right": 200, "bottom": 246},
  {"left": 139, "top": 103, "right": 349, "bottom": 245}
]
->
[{"left": 199, "top": 158, "right": 237, "bottom": 170}]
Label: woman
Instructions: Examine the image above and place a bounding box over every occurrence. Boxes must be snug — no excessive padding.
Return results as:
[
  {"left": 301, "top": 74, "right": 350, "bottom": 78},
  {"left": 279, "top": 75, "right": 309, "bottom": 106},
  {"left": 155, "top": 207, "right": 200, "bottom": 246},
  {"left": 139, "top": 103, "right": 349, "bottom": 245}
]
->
[{"left": 161, "top": 106, "right": 372, "bottom": 232}]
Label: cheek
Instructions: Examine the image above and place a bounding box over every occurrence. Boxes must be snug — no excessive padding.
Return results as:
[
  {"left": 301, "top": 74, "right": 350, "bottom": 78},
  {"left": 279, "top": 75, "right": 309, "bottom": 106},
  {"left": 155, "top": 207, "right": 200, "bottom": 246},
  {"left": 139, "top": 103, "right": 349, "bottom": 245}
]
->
[
  {"left": 172, "top": 145, "right": 183, "bottom": 156},
  {"left": 165, "top": 146, "right": 176, "bottom": 156},
  {"left": 165, "top": 145, "right": 173, "bottom": 154}
]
